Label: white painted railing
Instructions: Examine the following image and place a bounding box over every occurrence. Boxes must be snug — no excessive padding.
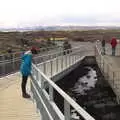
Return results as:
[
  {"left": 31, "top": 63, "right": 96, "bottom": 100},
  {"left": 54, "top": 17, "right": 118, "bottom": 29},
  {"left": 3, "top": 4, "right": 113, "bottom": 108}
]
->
[
  {"left": 96, "top": 40, "right": 120, "bottom": 56},
  {"left": 95, "top": 43, "right": 120, "bottom": 103},
  {"left": 0, "top": 46, "right": 62, "bottom": 62},
  {"left": 31, "top": 64, "right": 95, "bottom": 120},
  {"left": 30, "top": 46, "right": 95, "bottom": 120},
  {"left": 0, "top": 46, "right": 62, "bottom": 77},
  {"left": 37, "top": 46, "right": 94, "bottom": 78}
]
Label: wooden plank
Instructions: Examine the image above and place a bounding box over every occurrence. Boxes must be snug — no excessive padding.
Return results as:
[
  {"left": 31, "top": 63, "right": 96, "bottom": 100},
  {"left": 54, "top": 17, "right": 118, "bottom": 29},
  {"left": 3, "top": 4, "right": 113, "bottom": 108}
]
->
[{"left": 0, "top": 73, "right": 40, "bottom": 120}]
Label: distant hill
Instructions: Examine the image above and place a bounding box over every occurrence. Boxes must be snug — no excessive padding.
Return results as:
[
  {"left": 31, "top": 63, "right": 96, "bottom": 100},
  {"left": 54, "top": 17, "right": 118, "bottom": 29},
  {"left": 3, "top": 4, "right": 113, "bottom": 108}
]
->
[{"left": 1, "top": 26, "right": 120, "bottom": 31}]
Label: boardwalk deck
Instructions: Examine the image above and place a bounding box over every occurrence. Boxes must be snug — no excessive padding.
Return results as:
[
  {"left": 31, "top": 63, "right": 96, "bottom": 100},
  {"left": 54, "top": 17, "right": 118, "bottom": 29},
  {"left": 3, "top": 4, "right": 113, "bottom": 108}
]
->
[
  {"left": 104, "top": 55, "right": 120, "bottom": 68},
  {"left": 0, "top": 73, "right": 40, "bottom": 120},
  {"left": 96, "top": 46, "right": 120, "bottom": 102}
]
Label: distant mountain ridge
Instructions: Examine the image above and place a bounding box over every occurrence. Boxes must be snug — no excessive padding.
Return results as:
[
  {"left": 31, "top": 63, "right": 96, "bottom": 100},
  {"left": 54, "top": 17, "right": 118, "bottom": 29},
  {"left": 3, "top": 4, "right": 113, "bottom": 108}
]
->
[{"left": 1, "top": 26, "right": 120, "bottom": 31}]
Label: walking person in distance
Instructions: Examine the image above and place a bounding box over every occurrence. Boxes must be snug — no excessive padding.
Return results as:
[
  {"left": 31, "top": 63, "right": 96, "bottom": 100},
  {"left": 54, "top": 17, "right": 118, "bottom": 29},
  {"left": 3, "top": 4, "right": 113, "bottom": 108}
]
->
[
  {"left": 101, "top": 39, "right": 106, "bottom": 55},
  {"left": 110, "top": 37, "right": 117, "bottom": 56}
]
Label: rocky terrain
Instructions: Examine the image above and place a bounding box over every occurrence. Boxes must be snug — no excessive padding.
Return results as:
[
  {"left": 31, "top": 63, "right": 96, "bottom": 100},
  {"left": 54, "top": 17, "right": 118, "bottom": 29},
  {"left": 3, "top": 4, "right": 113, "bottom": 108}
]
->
[{"left": 54, "top": 57, "right": 120, "bottom": 120}]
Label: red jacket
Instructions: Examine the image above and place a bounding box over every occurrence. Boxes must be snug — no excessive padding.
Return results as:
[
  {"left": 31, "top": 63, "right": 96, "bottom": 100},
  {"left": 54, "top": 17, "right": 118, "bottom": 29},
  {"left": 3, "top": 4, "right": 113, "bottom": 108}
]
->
[{"left": 111, "top": 38, "right": 117, "bottom": 48}]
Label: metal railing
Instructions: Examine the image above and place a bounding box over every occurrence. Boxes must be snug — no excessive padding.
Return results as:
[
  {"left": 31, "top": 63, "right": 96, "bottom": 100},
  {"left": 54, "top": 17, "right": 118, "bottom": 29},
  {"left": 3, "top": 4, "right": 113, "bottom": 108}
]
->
[
  {"left": 37, "top": 46, "right": 94, "bottom": 78},
  {"left": 96, "top": 41, "right": 120, "bottom": 56},
  {"left": 0, "top": 46, "right": 62, "bottom": 77},
  {"left": 30, "top": 46, "right": 95, "bottom": 120},
  {"left": 0, "top": 46, "right": 62, "bottom": 62},
  {"left": 0, "top": 58, "right": 21, "bottom": 77},
  {"left": 0, "top": 44, "right": 94, "bottom": 77},
  {"left": 31, "top": 64, "right": 95, "bottom": 120},
  {"left": 95, "top": 43, "right": 120, "bottom": 103}
]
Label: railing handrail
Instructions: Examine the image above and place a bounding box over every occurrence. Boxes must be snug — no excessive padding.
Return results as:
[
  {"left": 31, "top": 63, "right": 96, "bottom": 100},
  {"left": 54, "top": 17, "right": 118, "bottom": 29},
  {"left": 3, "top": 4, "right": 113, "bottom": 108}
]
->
[
  {"left": 95, "top": 41, "right": 120, "bottom": 104},
  {"left": 37, "top": 47, "right": 87, "bottom": 68},
  {"left": 34, "top": 45, "right": 85, "bottom": 59},
  {"left": 95, "top": 44, "right": 120, "bottom": 72},
  {"left": 0, "top": 45, "right": 84, "bottom": 64},
  {"left": 0, "top": 44, "right": 93, "bottom": 77},
  {"left": 32, "top": 63, "right": 95, "bottom": 120},
  {"left": 0, "top": 46, "right": 62, "bottom": 62}
]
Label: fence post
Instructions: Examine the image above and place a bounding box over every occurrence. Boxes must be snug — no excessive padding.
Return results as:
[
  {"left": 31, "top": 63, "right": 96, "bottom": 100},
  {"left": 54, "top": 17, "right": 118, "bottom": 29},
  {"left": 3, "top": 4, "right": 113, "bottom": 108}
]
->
[
  {"left": 64, "top": 99, "right": 70, "bottom": 120},
  {"left": 50, "top": 60, "right": 53, "bottom": 77},
  {"left": 61, "top": 56, "right": 63, "bottom": 70},
  {"left": 2, "top": 55, "right": 5, "bottom": 75},
  {"left": 65, "top": 55, "right": 67, "bottom": 68},
  {"left": 106, "top": 64, "right": 109, "bottom": 80},
  {"left": 43, "top": 62, "right": 46, "bottom": 75},
  {"left": 68, "top": 55, "right": 70, "bottom": 67},
  {"left": 41, "top": 76, "right": 44, "bottom": 89},
  {"left": 49, "top": 85, "right": 53, "bottom": 101},
  {"left": 103, "top": 58, "right": 104, "bottom": 73},
  {"left": 12, "top": 53, "right": 15, "bottom": 71},
  {"left": 56, "top": 57, "right": 58, "bottom": 73},
  {"left": 36, "top": 69, "right": 39, "bottom": 81},
  {"left": 113, "top": 72, "right": 115, "bottom": 89},
  {"left": 73, "top": 55, "right": 75, "bottom": 64},
  {"left": 75, "top": 55, "right": 77, "bottom": 63},
  {"left": 94, "top": 46, "right": 96, "bottom": 57}
]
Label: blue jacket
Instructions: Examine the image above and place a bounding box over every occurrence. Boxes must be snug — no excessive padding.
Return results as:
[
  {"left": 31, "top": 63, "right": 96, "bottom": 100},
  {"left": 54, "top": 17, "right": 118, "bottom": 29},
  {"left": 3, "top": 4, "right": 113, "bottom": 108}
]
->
[{"left": 20, "top": 51, "right": 32, "bottom": 76}]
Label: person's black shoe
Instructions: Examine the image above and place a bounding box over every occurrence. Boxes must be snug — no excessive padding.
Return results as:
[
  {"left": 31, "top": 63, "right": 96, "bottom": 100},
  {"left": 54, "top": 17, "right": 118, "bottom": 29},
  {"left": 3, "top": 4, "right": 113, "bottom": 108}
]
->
[{"left": 22, "top": 93, "right": 31, "bottom": 98}]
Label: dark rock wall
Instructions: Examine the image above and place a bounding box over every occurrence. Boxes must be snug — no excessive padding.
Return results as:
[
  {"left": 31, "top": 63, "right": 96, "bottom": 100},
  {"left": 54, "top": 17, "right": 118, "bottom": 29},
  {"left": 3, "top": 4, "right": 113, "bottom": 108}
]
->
[{"left": 54, "top": 57, "right": 120, "bottom": 120}]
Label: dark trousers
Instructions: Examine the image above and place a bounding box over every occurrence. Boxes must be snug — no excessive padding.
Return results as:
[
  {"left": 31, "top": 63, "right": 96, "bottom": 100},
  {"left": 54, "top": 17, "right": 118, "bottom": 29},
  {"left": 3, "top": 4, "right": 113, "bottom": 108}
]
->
[
  {"left": 112, "top": 47, "right": 116, "bottom": 56},
  {"left": 21, "top": 76, "right": 28, "bottom": 95}
]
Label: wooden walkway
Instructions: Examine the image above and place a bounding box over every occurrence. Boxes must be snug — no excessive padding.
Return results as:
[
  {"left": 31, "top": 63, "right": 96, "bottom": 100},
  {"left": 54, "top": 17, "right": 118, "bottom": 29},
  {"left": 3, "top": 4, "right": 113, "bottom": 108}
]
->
[
  {"left": 0, "top": 73, "right": 40, "bottom": 120},
  {"left": 104, "top": 55, "right": 120, "bottom": 68}
]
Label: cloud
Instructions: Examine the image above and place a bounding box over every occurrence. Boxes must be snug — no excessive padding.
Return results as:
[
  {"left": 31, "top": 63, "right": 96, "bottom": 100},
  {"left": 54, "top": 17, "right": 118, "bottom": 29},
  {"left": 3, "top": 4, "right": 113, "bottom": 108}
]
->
[{"left": 0, "top": 0, "right": 120, "bottom": 27}]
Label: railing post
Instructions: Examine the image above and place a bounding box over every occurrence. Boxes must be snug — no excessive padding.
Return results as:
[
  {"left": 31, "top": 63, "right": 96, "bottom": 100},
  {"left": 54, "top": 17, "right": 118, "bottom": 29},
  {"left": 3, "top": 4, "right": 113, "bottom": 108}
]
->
[
  {"left": 49, "top": 85, "right": 53, "bottom": 101},
  {"left": 75, "top": 55, "right": 77, "bottom": 62},
  {"left": 103, "top": 58, "right": 104, "bottom": 72},
  {"left": 61, "top": 56, "right": 63, "bottom": 70},
  {"left": 73, "top": 55, "right": 75, "bottom": 63},
  {"left": 68, "top": 55, "right": 70, "bottom": 67},
  {"left": 70, "top": 55, "right": 72, "bottom": 65},
  {"left": 113, "top": 72, "right": 115, "bottom": 88},
  {"left": 65, "top": 55, "right": 67, "bottom": 68},
  {"left": 43, "top": 62, "right": 46, "bottom": 74},
  {"left": 2, "top": 55, "right": 5, "bottom": 75},
  {"left": 38, "top": 72, "right": 42, "bottom": 86},
  {"left": 41, "top": 76, "right": 44, "bottom": 89},
  {"left": 50, "top": 60, "right": 53, "bottom": 77},
  {"left": 106, "top": 64, "right": 109, "bottom": 80},
  {"left": 94, "top": 46, "right": 96, "bottom": 57},
  {"left": 36, "top": 69, "right": 39, "bottom": 81},
  {"left": 64, "top": 99, "right": 70, "bottom": 120},
  {"left": 71, "top": 55, "right": 73, "bottom": 65},
  {"left": 99, "top": 55, "right": 102, "bottom": 69},
  {"left": 12, "top": 54, "right": 15, "bottom": 71},
  {"left": 56, "top": 57, "right": 58, "bottom": 73}
]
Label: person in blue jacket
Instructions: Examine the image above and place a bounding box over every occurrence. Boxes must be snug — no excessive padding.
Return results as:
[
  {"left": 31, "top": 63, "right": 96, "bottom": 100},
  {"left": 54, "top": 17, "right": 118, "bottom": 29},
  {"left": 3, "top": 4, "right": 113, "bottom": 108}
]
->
[{"left": 20, "top": 47, "right": 37, "bottom": 98}]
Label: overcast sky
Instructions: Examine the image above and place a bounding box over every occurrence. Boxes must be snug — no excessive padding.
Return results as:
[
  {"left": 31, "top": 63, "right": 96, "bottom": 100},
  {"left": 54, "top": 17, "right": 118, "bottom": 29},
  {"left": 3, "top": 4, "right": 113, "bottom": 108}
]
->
[{"left": 0, "top": 0, "right": 120, "bottom": 28}]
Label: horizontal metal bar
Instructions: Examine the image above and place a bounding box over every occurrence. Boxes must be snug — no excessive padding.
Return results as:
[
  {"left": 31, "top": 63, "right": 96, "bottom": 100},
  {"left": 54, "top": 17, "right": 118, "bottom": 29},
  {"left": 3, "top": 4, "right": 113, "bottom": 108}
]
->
[{"left": 31, "top": 64, "right": 95, "bottom": 120}]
